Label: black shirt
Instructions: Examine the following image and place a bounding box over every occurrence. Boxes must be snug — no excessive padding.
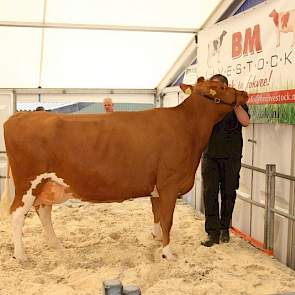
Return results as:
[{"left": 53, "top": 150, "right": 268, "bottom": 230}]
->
[{"left": 203, "top": 104, "right": 250, "bottom": 159}]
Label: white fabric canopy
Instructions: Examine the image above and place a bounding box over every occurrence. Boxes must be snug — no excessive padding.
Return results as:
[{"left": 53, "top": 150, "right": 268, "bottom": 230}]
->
[{"left": 0, "top": 0, "right": 224, "bottom": 89}]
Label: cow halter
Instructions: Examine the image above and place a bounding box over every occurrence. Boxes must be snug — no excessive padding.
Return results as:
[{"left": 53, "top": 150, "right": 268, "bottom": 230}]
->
[{"left": 202, "top": 88, "right": 237, "bottom": 107}]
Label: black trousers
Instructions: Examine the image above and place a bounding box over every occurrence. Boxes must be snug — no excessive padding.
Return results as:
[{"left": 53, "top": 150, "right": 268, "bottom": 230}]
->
[{"left": 201, "top": 157, "right": 241, "bottom": 236}]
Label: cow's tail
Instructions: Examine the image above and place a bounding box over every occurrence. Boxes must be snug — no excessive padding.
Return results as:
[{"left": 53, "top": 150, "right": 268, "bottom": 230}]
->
[{"left": 0, "top": 162, "right": 11, "bottom": 219}]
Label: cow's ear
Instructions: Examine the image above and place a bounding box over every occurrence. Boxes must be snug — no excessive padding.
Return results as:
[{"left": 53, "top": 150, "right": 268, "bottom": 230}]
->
[{"left": 180, "top": 83, "right": 193, "bottom": 96}]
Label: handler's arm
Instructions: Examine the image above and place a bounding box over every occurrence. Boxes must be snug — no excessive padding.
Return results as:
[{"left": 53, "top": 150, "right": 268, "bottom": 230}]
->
[{"left": 234, "top": 105, "right": 250, "bottom": 127}]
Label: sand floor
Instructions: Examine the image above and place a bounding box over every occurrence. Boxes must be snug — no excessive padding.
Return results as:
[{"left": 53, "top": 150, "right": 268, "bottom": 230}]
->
[{"left": 1, "top": 197, "right": 295, "bottom": 295}]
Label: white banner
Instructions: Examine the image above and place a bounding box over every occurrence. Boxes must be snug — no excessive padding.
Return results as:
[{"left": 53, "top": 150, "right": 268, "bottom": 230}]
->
[
  {"left": 183, "top": 64, "right": 198, "bottom": 85},
  {"left": 197, "top": 0, "right": 295, "bottom": 105}
]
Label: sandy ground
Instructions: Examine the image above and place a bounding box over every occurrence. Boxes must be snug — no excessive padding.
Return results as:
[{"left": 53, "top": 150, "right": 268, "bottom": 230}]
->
[{"left": 1, "top": 198, "right": 295, "bottom": 295}]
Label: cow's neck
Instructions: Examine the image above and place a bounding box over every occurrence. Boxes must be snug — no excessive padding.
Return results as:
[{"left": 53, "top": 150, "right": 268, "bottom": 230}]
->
[{"left": 179, "top": 93, "right": 228, "bottom": 158}]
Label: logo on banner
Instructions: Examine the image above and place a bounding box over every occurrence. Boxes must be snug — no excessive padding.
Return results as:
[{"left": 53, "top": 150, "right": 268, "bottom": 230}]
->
[
  {"left": 269, "top": 9, "right": 295, "bottom": 47},
  {"left": 207, "top": 30, "right": 227, "bottom": 67}
]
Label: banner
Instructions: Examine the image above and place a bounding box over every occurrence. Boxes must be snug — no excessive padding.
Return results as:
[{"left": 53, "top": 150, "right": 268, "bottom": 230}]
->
[
  {"left": 197, "top": 0, "right": 295, "bottom": 124},
  {"left": 183, "top": 64, "right": 198, "bottom": 85}
]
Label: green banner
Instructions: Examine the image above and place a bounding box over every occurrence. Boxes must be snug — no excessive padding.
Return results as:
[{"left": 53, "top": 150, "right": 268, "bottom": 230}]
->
[{"left": 250, "top": 103, "right": 295, "bottom": 124}]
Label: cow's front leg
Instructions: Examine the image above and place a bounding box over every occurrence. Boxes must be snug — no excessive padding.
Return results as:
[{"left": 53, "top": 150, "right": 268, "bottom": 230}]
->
[
  {"left": 159, "top": 189, "right": 177, "bottom": 260},
  {"left": 150, "top": 194, "right": 162, "bottom": 241},
  {"left": 11, "top": 193, "right": 36, "bottom": 262},
  {"left": 35, "top": 205, "right": 62, "bottom": 249}
]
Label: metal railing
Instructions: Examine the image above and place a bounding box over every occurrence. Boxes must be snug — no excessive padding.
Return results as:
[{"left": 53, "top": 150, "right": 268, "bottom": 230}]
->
[{"left": 239, "top": 163, "right": 295, "bottom": 269}]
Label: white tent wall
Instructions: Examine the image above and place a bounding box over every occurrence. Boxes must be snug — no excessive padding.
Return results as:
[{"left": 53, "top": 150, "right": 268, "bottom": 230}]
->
[
  {"left": 0, "top": 27, "right": 42, "bottom": 88},
  {"left": 0, "top": 0, "right": 227, "bottom": 90},
  {"left": 0, "top": 91, "right": 15, "bottom": 206},
  {"left": 234, "top": 123, "right": 294, "bottom": 265}
]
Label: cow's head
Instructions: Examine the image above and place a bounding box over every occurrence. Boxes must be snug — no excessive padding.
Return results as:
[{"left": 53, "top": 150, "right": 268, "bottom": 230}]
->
[{"left": 180, "top": 78, "right": 248, "bottom": 110}]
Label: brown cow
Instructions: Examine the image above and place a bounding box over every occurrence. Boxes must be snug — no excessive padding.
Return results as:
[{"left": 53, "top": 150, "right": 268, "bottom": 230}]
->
[{"left": 0, "top": 79, "right": 248, "bottom": 262}]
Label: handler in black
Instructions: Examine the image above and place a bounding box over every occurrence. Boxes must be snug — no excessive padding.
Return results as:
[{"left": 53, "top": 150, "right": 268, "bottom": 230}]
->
[{"left": 201, "top": 74, "right": 250, "bottom": 247}]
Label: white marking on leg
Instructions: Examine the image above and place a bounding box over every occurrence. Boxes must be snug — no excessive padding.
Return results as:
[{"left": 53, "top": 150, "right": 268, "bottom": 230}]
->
[
  {"left": 12, "top": 193, "right": 36, "bottom": 262},
  {"left": 151, "top": 186, "right": 159, "bottom": 198},
  {"left": 37, "top": 205, "right": 62, "bottom": 249},
  {"left": 162, "top": 244, "right": 176, "bottom": 260},
  {"left": 12, "top": 172, "right": 69, "bottom": 261},
  {"left": 152, "top": 222, "right": 162, "bottom": 241}
]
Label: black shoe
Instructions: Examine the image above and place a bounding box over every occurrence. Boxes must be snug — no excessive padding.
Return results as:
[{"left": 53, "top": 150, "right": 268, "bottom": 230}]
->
[
  {"left": 201, "top": 235, "right": 220, "bottom": 247},
  {"left": 220, "top": 229, "right": 230, "bottom": 243}
]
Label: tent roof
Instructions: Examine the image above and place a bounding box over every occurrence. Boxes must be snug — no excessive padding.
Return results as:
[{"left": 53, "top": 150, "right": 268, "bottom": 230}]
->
[{"left": 0, "top": 0, "right": 237, "bottom": 90}]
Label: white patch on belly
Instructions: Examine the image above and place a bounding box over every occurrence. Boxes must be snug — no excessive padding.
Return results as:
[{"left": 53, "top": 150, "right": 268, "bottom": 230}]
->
[
  {"left": 31, "top": 172, "right": 69, "bottom": 188},
  {"left": 151, "top": 186, "right": 159, "bottom": 198}
]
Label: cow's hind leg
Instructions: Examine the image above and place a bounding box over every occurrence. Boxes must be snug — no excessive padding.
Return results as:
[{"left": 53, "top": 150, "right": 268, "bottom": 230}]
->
[
  {"left": 35, "top": 205, "right": 62, "bottom": 249},
  {"left": 11, "top": 193, "right": 36, "bottom": 262},
  {"left": 159, "top": 188, "right": 177, "bottom": 260}
]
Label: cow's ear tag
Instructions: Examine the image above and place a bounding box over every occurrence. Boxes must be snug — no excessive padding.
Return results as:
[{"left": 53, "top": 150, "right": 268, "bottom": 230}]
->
[
  {"left": 209, "top": 89, "right": 217, "bottom": 96},
  {"left": 185, "top": 88, "right": 192, "bottom": 96}
]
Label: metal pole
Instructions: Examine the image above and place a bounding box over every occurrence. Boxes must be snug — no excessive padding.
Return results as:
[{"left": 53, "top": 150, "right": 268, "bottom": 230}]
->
[
  {"left": 287, "top": 125, "right": 295, "bottom": 270},
  {"left": 267, "top": 164, "right": 276, "bottom": 252},
  {"left": 38, "top": 0, "right": 47, "bottom": 88},
  {"left": 250, "top": 123, "right": 256, "bottom": 238},
  {"left": 264, "top": 164, "right": 276, "bottom": 251},
  {"left": 291, "top": 185, "right": 295, "bottom": 269},
  {"left": 12, "top": 90, "right": 17, "bottom": 114},
  {"left": 160, "top": 93, "right": 164, "bottom": 108},
  {"left": 287, "top": 180, "right": 295, "bottom": 270},
  {"left": 264, "top": 164, "right": 270, "bottom": 248},
  {"left": 0, "top": 20, "right": 198, "bottom": 34}
]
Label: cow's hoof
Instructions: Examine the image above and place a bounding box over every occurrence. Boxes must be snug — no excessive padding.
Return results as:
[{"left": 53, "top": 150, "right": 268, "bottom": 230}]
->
[
  {"left": 162, "top": 253, "right": 176, "bottom": 260},
  {"left": 48, "top": 241, "right": 63, "bottom": 250},
  {"left": 162, "top": 246, "right": 176, "bottom": 260},
  {"left": 13, "top": 254, "right": 28, "bottom": 263}
]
